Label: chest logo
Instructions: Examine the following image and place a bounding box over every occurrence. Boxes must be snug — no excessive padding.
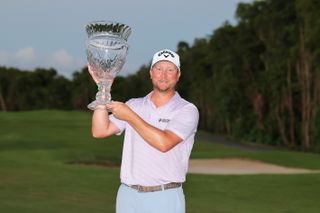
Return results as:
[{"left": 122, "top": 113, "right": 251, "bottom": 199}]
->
[{"left": 158, "top": 118, "right": 170, "bottom": 123}]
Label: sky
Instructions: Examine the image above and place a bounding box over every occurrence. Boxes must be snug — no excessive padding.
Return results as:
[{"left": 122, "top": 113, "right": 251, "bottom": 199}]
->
[{"left": 0, "top": 0, "right": 252, "bottom": 78}]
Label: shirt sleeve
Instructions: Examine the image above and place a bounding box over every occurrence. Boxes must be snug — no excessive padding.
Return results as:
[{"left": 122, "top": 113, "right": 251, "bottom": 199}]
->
[
  {"left": 165, "top": 103, "right": 199, "bottom": 140},
  {"left": 108, "top": 99, "right": 135, "bottom": 135},
  {"left": 109, "top": 114, "right": 126, "bottom": 135}
]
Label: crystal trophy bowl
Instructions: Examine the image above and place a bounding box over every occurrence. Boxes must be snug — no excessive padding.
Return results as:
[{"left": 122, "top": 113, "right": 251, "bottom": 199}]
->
[{"left": 85, "top": 21, "right": 131, "bottom": 110}]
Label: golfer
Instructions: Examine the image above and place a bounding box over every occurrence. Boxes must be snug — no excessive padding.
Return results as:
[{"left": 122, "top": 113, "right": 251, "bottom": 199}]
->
[{"left": 89, "top": 49, "right": 199, "bottom": 213}]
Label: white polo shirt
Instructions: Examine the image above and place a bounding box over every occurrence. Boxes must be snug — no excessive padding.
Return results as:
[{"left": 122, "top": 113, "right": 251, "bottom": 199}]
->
[{"left": 109, "top": 92, "right": 199, "bottom": 186}]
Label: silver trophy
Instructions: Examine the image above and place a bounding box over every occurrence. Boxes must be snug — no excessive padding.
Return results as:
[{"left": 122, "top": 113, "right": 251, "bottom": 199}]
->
[{"left": 85, "top": 21, "right": 131, "bottom": 110}]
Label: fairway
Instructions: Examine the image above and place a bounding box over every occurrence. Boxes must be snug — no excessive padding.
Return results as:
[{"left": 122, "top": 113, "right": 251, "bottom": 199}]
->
[{"left": 1, "top": 110, "right": 320, "bottom": 213}]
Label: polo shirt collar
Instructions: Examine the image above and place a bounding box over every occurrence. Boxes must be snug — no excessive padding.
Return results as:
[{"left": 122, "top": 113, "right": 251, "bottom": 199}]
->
[{"left": 146, "top": 91, "right": 180, "bottom": 109}]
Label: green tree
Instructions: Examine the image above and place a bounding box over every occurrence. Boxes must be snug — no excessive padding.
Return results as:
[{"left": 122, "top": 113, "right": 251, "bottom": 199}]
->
[{"left": 71, "top": 67, "right": 96, "bottom": 110}]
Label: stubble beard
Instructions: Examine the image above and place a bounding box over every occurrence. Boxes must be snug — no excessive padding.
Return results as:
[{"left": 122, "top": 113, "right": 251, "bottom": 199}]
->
[{"left": 153, "top": 82, "right": 176, "bottom": 93}]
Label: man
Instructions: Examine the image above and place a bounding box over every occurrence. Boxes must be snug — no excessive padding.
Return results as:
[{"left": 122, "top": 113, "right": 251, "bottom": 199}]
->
[{"left": 89, "top": 49, "right": 199, "bottom": 213}]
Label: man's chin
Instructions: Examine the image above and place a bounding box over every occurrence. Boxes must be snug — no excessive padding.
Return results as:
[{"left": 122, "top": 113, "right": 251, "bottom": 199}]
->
[{"left": 154, "top": 86, "right": 170, "bottom": 93}]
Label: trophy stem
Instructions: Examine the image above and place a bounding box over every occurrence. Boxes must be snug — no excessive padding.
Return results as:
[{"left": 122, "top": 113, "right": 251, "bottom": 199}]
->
[{"left": 88, "top": 80, "right": 114, "bottom": 110}]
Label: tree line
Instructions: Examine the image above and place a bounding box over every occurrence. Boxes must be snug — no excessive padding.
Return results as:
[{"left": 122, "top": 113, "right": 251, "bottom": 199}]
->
[
  {"left": 0, "top": 66, "right": 151, "bottom": 111},
  {"left": 1, "top": 0, "right": 320, "bottom": 152}
]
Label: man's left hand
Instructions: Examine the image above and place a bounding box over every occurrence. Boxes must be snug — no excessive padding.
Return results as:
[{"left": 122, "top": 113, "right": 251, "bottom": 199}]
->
[{"left": 106, "top": 101, "right": 134, "bottom": 121}]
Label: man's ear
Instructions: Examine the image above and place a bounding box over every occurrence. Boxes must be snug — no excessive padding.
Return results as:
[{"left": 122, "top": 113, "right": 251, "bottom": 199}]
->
[{"left": 149, "top": 69, "right": 153, "bottom": 79}]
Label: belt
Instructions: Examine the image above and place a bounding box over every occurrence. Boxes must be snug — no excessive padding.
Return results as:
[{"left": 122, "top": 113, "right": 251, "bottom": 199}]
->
[{"left": 124, "top": 182, "right": 182, "bottom": 193}]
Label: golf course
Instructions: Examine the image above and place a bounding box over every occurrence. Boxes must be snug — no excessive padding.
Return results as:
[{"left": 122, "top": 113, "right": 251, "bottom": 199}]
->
[{"left": 1, "top": 110, "right": 320, "bottom": 213}]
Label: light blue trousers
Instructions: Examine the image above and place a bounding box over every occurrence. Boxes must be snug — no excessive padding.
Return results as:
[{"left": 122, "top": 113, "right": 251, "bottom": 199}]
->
[{"left": 116, "top": 184, "right": 185, "bottom": 213}]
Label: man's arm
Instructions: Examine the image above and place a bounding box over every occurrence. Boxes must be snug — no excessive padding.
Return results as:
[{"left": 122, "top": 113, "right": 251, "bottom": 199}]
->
[
  {"left": 91, "top": 105, "right": 120, "bottom": 138},
  {"left": 107, "top": 102, "right": 183, "bottom": 152},
  {"left": 87, "top": 65, "right": 120, "bottom": 138}
]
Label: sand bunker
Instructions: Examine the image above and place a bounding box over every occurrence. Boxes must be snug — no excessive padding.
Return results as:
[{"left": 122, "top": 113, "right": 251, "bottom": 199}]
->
[{"left": 188, "top": 158, "right": 319, "bottom": 175}]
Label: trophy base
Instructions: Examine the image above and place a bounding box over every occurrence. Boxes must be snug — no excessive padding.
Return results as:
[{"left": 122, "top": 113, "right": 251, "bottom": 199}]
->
[
  {"left": 87, "top": 99, "right": 111, "bottom": 111},
  {"left": 88, "top": 82, "right": 112, "bottom": 111}
]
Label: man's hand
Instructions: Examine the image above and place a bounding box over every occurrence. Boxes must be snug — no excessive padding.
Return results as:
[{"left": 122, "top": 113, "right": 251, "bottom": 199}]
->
[
  {"left": 106, "top": 101, "right": 134, "bottom": 121},
  {"left": 106, "top": 101, "right": 183, "bottom": 152}
]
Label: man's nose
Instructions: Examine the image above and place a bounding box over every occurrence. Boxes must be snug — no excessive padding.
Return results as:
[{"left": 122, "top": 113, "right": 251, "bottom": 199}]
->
[{"left": 160, "top": 70, "right": 168, "bottom": 78}]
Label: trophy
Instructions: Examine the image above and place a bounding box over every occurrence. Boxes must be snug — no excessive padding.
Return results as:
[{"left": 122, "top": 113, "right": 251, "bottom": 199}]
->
[{"left": 85, "top": 21, "right": 131, "bottom": 110}]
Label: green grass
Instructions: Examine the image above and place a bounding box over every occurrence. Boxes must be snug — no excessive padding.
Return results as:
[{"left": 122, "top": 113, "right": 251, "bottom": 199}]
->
[{"left": 1, "top": 110, "right": 320, "bottom": 213}]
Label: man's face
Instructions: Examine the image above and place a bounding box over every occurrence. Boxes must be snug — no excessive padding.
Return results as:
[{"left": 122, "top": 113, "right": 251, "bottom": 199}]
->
[{"left": 150, "top": 61, "right": 180, "bottom": 92}]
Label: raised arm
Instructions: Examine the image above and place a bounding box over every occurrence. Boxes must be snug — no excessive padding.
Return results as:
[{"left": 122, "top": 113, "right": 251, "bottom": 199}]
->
[
  {"left": 87, "top": 65, "right": 120, "bottom": 138},
  {"left": 91, "top": 105, "right": 120, "bottom": 138}
]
